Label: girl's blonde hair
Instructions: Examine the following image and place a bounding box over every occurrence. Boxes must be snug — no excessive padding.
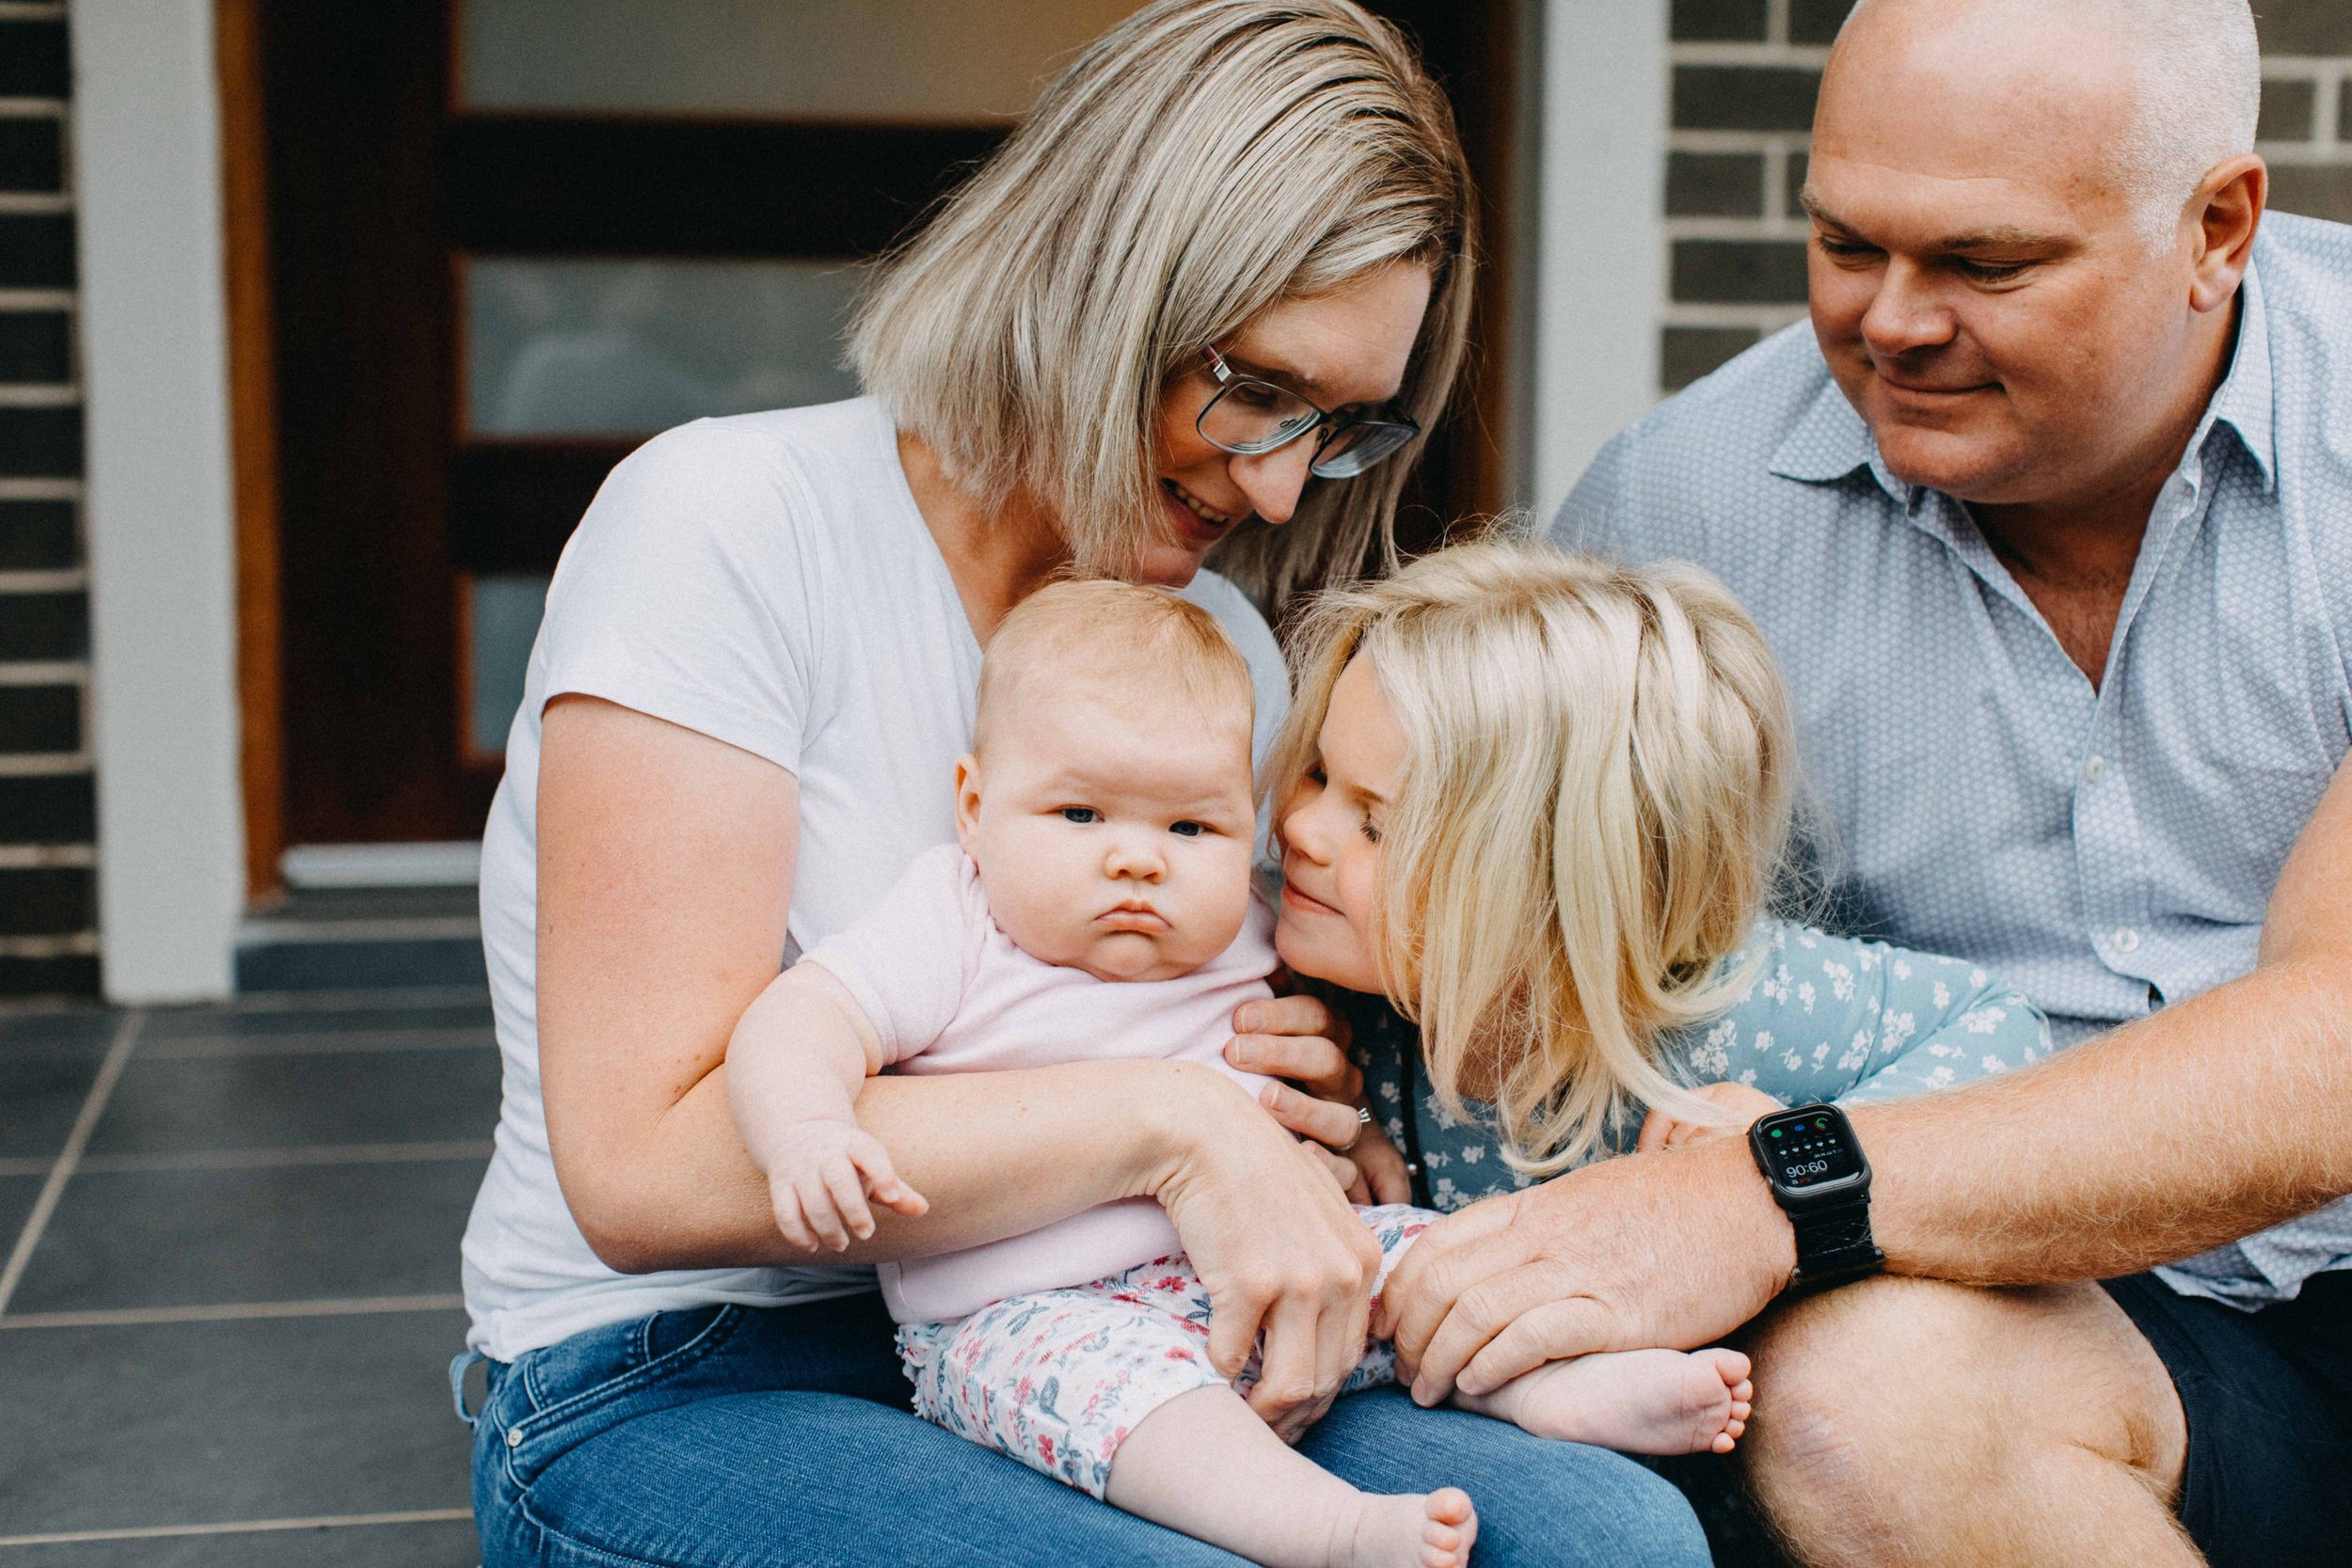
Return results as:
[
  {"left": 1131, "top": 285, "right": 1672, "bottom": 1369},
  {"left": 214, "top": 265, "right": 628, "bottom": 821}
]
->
[
  {"left": 1265, "top": 539, "right": 1797, "bottom": 1174},
  {"left": 849, "top": 0, "right": 1475, "bottom": 610}
]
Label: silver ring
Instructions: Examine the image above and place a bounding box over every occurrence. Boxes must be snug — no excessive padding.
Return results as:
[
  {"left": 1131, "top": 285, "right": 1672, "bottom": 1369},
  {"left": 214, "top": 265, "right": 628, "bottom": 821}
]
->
[{"left": 1338, "top": 1104, "right": 1374, "bottom": 1153}]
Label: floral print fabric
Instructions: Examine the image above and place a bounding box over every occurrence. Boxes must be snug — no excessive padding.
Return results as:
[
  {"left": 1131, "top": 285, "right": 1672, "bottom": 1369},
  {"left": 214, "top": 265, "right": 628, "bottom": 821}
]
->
[{"left": 897, "top": 1204, "right": 1433, "bottom": 1497}]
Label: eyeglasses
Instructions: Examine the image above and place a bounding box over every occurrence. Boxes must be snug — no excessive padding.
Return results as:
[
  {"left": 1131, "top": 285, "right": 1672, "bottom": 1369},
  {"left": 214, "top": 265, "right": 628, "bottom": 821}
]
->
[{"left": 1193, "top": 346, "right": 1422, "bottom": 479}]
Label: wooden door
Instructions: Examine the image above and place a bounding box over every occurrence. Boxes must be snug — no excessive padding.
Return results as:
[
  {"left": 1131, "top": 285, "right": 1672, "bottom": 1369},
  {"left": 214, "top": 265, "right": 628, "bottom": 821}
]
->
[{"left": 233, "top": 0, "right": 1520, "bottom": 891}]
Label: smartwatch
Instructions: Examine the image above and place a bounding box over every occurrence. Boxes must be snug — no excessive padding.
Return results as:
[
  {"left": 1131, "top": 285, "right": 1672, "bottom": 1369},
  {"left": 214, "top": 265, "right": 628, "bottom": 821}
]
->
[{"left": 1747, "top": 1102, "right": 1883, "bottom": 1291}]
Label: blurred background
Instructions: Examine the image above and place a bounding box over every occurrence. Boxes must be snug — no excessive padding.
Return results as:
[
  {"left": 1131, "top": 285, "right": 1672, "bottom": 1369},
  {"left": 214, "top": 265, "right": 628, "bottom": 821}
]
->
[{"left": 3, "top": 4, "right": 2350, "bottom": 1562}]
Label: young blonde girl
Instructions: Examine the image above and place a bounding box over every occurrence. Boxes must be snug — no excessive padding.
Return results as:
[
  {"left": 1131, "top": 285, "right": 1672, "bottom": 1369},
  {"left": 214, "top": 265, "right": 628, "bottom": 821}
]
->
[{"left": 1266, "top": 535, "right": 2047, "bottom": 1210}]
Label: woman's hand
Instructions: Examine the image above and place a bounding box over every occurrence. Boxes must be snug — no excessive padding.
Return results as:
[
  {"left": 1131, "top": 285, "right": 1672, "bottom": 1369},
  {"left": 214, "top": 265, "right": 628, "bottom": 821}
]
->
[
  {"left": 1149, "top": 1063, "right": 1383, "bottom": 1442},
  {"left": 1226, "top": 993, "right": 1413, "bottom": 1205},
  {"left": 1637, "top": 1081, "right": 1783, "bottom": 1153}
]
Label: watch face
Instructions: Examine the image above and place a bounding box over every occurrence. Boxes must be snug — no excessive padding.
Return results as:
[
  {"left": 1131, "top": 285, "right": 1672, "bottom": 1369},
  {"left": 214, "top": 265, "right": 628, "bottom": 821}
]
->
[{"left": 1756, "top": 1109, "right": 1863, "bottom": 1190}]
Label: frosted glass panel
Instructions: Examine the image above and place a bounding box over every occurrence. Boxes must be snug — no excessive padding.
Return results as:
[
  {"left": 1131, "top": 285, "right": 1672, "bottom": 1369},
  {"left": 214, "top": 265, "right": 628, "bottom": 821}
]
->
[
  {"left": 465, "top": 256, "right": 866, "bottom": 437},
  {"left": 461, "top": 0, "right": 1146, "bottom": 121},
  {"left": 469, "top": 574, "right": 549, "bottom": 756}
]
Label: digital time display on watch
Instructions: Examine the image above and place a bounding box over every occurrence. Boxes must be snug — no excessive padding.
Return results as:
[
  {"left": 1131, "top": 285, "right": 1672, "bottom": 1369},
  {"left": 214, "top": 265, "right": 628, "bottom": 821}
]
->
[{"left": 1756, "top": 1108, "right": 1864, "bottom": 1190}]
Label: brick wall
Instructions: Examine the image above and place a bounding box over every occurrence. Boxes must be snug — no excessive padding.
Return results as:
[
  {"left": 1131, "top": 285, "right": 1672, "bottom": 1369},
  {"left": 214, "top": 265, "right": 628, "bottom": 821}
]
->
[
  {"left": 0, "top": 1, "right": 95, "bottom": 999},
  {"left": 1660, "top": 0, "right": 2352, "bottom": 393}
]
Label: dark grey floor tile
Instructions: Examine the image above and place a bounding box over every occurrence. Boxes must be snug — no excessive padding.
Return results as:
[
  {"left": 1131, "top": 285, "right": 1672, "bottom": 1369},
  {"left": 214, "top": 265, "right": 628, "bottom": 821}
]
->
[
  {"left": 0, "top": 1007, "right": 118, "bottom": 1049},
  {"left": 0, "top": 1518, "right": 479, "bottom": 1567},
  {"left": 8, "top": 1160, "right": 482, "bottom": 1313},
  {"left": 0, "top": 1032, "right": 106, "bottom": 1160},
  {"left": 143, "top": 1001, "right": 493, "bottom": 1043},
  {"left": 236, "top": 940, "right": 488, "bottom": 994},
  {"left": 87, "top": 1049, "right": 501, "bottom": 1156},
  {"left": 1, "top": 1172, "right": 42, "bottom": 1256},
  {"left": 0, "top": 1307, "right": 473, "bottom": 1536}
]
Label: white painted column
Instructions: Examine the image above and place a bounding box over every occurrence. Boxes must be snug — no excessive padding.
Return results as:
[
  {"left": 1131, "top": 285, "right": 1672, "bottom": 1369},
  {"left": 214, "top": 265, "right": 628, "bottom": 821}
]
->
[
  {"left": 70, "top": 0, "right": 243, "bottom": 1001},
  {"left": 1529, "top": 0, "right": 1669, "bottom": 517}
]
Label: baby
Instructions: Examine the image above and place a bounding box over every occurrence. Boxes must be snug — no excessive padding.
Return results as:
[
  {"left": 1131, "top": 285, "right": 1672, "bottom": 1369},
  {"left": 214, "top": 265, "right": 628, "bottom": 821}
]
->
[{"left": 725, "top": 580, "right": 1748, "bottom": 1568}]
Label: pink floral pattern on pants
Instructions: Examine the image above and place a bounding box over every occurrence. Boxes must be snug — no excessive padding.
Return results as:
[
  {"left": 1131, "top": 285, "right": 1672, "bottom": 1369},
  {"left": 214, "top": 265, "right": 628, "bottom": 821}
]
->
[{"left": 896, "top": 1203, "right": 1435, "bottom": 1497}]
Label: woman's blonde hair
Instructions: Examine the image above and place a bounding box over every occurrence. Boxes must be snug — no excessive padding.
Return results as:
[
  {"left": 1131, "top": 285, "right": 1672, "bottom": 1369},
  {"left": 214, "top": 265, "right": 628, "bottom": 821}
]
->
[
  {"left": 1265, "top": 539, "right": 1797, "bottom": 1174},
  {"left": 849, "top": 0, "right": 1475, "bottom": 610}
]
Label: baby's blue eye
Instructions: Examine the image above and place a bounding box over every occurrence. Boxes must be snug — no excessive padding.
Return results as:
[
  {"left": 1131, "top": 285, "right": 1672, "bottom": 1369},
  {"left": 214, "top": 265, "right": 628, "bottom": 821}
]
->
[
  {"left": 1060, "top": 807, "right": 1099, "bottom": 824},
  {"left": 1169, "top": 820, "right": 1205, "bottom": 838}
]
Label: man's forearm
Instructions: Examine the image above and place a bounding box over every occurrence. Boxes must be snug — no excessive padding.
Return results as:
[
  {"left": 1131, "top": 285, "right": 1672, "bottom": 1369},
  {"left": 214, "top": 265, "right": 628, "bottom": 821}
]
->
[{"left": 1857, "top": 955, "right": 2352, "bottom": 1285}]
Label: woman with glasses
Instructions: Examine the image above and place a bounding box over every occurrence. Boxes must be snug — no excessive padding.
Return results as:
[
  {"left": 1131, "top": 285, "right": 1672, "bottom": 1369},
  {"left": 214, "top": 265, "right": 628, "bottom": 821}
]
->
[{"left": 456, "top": 2, "right": 1709, "bottom": 1562}]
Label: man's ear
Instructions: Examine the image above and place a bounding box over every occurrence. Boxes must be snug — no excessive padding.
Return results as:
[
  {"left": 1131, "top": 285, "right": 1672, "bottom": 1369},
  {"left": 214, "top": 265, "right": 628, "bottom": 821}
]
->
[
  {"left": 2189, "top": 153, "right": 2265, "bottom": 314},
  {"left": 953, "top": 753, "right": 983, "bottom": 857}
]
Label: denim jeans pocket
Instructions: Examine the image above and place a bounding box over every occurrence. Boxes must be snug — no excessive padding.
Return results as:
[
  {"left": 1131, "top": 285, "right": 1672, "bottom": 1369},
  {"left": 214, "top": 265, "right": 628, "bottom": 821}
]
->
[{"left": 498, "top": 1305, "right": 748, "bottom": 1488}]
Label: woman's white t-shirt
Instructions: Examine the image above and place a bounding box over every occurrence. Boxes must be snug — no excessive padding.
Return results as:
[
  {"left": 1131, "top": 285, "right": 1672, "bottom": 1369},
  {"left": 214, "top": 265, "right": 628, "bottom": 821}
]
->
[{"left": 460, "top": 397, "right": 1290, "bottom": 1362}]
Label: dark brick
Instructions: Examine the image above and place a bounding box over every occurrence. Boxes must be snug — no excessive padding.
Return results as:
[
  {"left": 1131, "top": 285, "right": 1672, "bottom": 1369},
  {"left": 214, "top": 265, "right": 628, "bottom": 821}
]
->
[
  {"left": 0, "top": 500, "right": 75, "bottom": 570},
  {"left": 2271, "top": 164, "right": 2352, "bottom": 227},
  {"left": 0, "top": 119, "right": 62, "bottom": 194},
  {"left": 1787, "top": 151, "right": 1812, "bottom": 216},
  {"left": 1671, "top": 0, "right": 1767, "bottom": 42},
  {"left": 2256, "top": 2, "right": 2352, "bottom": 56},
  {"left": 1666, "top": 151, "right": 1766, "bottom": 216},
  {"left": 1674, "top": 66, "right": 1822, "bottom": 132},
  {"left": 0, "top": 772, "right": 94, "bottom": 842},
  {"left": 0, "top": 312, "right": 70, "bottom": 384},
  {"left": 0, "top": 684, "right": 76, "bottom": 752},
  {"left": 0, "top": 22, "right": 69, "bottom": 99},
  {"left": 0, "top": 951, "right": 99, "bottom": 998},
  {"left": 0, "top": 405, "right": 79, "bottom": 476},
  {"left": 0, "top": 866, "right": 94, "bottom": 937},
  {"left": 0, "top": 592, "right": 86, "bottom": 660},
  {"left": 1788, "top": 0, "right": 1856, "bottom": 46},
  {"left": 1663, "top": 327, "right": 1763, "bottom": 390},
  {"left": 0, "top": 214, "right": 73, "bottom": 289},
  {"left": 1673, "top": 239, "right": 1811, "bottom": 304},
  {"left": 2257, "top": 79, "right": 2317, "bottom": 143}
]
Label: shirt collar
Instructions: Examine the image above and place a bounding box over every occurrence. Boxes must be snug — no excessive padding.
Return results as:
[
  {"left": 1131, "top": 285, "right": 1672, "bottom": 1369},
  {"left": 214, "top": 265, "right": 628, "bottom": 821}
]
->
[
  {"left": 1765, "top": 253, "right": 2280, "bottom": 503},
  {"left": 2199, "top": 255, "right": 2277, "bottom": 493}
]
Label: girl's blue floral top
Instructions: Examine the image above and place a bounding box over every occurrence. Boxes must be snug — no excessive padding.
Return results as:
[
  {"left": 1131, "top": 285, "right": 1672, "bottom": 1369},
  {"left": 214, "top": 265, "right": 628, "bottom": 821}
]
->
[{"left": 1346, "top": 920, "right": 2053, "bottom": 1212}]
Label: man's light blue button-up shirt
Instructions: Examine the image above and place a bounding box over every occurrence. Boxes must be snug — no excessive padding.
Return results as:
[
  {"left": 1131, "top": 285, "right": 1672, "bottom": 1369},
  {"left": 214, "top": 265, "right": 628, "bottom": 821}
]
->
[{"left": 1555, "top": 212, "right": 2352, "bottom": 1307}]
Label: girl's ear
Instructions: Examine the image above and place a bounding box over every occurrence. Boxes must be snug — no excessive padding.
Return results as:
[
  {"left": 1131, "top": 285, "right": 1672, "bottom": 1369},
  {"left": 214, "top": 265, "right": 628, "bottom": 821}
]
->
[{"left": 953, "top": 753, "right": 984, "bottom": 856}]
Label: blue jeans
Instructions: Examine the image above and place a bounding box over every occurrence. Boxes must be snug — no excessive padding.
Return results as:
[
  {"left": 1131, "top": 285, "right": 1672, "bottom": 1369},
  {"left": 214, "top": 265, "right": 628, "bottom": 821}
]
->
[{"left": 462, "top": 1291, "right": 1709, "bottom": 1566}]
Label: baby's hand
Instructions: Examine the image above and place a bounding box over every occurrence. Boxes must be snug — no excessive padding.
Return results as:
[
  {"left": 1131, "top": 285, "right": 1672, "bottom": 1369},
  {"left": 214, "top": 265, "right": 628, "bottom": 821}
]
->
[
  {"left": 1636, "top": 1081, "right": 1784, "bottom": 1153},
  {"left": 763, "top": 1118, "right": 929, "bottom": 1252}
]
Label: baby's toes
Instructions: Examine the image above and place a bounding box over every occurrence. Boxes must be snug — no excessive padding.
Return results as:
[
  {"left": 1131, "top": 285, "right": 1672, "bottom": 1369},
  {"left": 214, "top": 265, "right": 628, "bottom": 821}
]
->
[
  {"left": 1729, "top": 1376, "right": 1755, "bottom": 1402},
  {"left": 1711, "top": 1430, "right": 1739, "bottom": 1455},
  {"left": 1422, "top": 1488, "right": 1476, "bottom": 1568},
  {"left": 1731, "top": 1398, "right": 1753, "bottom": 1421}
]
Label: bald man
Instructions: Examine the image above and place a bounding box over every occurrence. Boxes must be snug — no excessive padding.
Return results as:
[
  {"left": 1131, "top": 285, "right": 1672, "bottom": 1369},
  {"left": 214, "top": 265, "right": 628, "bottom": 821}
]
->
[{"left": 1376, "top": 2, "right": 2350, "bottom": 1565}]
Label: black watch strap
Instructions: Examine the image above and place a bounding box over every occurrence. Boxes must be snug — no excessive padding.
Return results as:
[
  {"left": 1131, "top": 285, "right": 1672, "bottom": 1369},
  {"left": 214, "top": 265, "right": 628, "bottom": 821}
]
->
[{"left": 1787, "top": 1192, "right": 1883, "bottom": 1290}]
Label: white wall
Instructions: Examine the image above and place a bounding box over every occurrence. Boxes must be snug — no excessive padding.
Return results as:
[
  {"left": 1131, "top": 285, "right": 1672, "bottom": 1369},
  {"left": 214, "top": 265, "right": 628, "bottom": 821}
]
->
[
  {"left": 1529, "top": 0, "right": 1667, "bottom": 517},
  {"left": 70, "top": 0, "right": 244, "bottom": 1001}
]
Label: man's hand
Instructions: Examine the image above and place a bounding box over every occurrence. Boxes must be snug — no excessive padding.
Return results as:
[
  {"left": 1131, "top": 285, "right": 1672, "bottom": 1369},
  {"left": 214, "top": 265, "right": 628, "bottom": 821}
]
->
[
  {"left": 1638, "top": 1081, "right": 1784, "bottom": 1152},
  {"left": 761, "top": 1117, "right": 929, "bottom": 1253},
  {"left": 1374, "top": 1135, "right": 1795, "bottom": 1404}
]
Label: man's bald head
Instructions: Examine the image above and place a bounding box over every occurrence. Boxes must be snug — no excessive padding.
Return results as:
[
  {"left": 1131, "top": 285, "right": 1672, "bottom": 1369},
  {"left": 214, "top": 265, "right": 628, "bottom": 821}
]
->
[{"left": 1830, "top": 0, "right": 2258, "bottom": 242}]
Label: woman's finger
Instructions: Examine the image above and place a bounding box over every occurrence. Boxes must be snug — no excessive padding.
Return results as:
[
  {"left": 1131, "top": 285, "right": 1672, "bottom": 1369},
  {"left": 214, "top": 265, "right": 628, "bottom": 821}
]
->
[
  {"left": 1226, "top": 1032, "right": 1359, "bottom": 1100},
  {"left": 1260, "top": 1082, "right": 1371, "bottom": 1150},
  {"left": 1235, "top": 993, "right": 1345, "bottom": 1050},
  {"left": 1635, "top": 1105, "right": 1675, "bottom": 1155},
  {"left": 1247, "top": 1294, "right": 1324, "bottom": 1436}
]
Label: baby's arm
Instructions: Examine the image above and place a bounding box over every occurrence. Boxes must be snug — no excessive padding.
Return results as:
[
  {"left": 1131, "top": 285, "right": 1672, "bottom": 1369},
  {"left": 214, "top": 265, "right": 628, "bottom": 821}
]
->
[{"left": 726, "top": 961, "right": 929, "bottom": 1251}]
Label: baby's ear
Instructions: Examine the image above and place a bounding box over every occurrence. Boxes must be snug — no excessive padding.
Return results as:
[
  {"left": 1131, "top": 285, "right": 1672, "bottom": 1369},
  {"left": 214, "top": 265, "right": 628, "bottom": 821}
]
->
[{"left": 952, "top": 753, "right": 983, "bottom": 855}]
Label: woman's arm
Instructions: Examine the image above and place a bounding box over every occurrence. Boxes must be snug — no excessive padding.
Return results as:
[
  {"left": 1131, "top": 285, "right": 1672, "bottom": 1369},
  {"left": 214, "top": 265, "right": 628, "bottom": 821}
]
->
[{"left": 537, "top": 696, "right": 1379, "bottom": 1431}]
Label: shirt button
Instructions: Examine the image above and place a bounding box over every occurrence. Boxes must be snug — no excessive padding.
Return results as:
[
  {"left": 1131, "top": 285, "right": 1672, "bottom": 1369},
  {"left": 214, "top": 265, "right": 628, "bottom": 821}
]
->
[
  {"left": 2082, "top": 755, "right": 2107, "bottom": 784},
  {"left": 2111, "top": 927, "right": 2141, "bottom": 954},
  {"left": 506, "top": 1426, "right": 523, "bottom": 1449}
]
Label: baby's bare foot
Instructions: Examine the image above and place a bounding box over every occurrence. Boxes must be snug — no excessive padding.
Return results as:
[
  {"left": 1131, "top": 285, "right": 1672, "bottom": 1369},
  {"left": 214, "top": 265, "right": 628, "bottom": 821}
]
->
[
  {"left": 1333, "top": 1486, "right": 1478, "bottom": 1568},
  {"left": 1470, "top": 1346, "right": 1754, "bottom": 1455}
]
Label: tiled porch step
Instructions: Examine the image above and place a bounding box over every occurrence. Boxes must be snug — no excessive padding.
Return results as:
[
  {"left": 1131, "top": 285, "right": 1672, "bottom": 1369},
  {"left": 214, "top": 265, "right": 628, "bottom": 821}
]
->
[{"left": 234, "top": 887, "right": 485, "bottom": 994}]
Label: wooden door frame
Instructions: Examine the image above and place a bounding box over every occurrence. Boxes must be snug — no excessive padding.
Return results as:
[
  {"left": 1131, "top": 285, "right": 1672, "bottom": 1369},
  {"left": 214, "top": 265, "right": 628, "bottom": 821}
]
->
[{"left": 219, "top": 0, "right": 1530, "bottom": 903}]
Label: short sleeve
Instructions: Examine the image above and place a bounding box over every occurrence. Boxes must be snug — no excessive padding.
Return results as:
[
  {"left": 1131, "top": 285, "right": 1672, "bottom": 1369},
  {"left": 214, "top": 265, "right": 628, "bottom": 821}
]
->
[
  {"left": 795, "top": 843, "right": 981, "bottom": 1064},
  {"left": 539, "top": 420, "right": 826, "bottom": 774},
  {"left": 1550, "top": 427, "right": 1638, "bottom": 562}
]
